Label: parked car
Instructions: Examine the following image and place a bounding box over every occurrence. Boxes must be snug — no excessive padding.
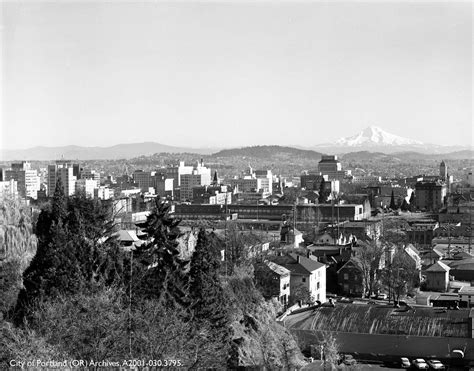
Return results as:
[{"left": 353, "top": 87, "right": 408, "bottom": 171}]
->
[
  {"left": 339, "top": 297, "right": 353, "bottom": 303},
  {"left": 342, "top": 354, "right": 357, "bottom": 366},
  {"left": 376, "top": 293, "right": 388, "bottom": 300},
  {"left": 400, "top": 357, "right": 411, "bottom": 369},
  {"left": 412, "top": 358, "right": 429, "bottom": 369},
  {"left": 427, "top": 359, "right": 445, "bottom": 370}
]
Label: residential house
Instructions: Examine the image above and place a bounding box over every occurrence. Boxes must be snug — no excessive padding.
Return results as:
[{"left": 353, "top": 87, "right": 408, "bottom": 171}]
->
[
  {"left": 315, "top": 232, "right": 356, "bottom": 246},
  {"left": 425, "top": 261, "right": 451, "bottom": 292},
  {"left": 254, "top": 260, "right": 291, "bottom": 306},
  {"left": 280, "top": 224, "right": 304, "bottom": 248},
  {"left": 337, "top": 258, "right": 364, "bottom": 296},
  {"left": 386, "top": 243, "right": 422, "bottom": 285},
  {"left": 272, "top": 253, "right": 326, "bottom": 303}
]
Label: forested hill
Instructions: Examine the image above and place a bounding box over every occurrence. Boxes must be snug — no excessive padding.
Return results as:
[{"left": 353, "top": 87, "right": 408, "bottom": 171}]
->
[{"left": 212, "top": 145, "right": 324, "bottom": 160}]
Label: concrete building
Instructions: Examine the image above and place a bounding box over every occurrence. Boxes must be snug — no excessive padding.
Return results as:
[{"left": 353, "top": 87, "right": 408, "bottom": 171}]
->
[
  {"left": 318, "top": 155, "right": 347, "bottom": 181},
  {"left": 47, "top": 160, "right": 79, "bottom": 197},
  {"left": 439, "top": 161, "right": 448, "bottom": 180},
  {"left": 352, "top": 176, "right": 382, "bottom": 185},
  {"left": 415, "top": 181, "right": 447, "bottom": 211},
  {"left": 319, "top": 155, "right": 341, "bottom": 173},
  {"left": 133, "top": 170, "right": 153, "bottom": 192},
  {"left": 152, "top": 173, "right": 174, "bottom": 196},
  {"left": 166, "top": 161, "right": 194, "bottom": 187},
  {"left": 0, "top": 179, "right": 18, "bottom": 197},
  {"left": 192, "top": 185, "right": 232, "bottom": 205},
  {"left": 254, "top": 169, "right": 273, "bottom": 194},
  {"left": 58, "top": 166, "right": 76, "bottom": 196},
  {"left": 81, "top": 168, "right": 100, "bottom": 187},
  {"left": 179, "top": 161, "right": 212, "bottom": 202},
  {"left": 75, "top": 178, "right": 97, "bottom": 198},
  {"left": 229, "top": 177, "right": 271, "bottom": 194},
  {"left": 94, "top": 186, "right": 114, "bottom": 200},
  {"left": 4, "top": 162, "right": 40, "bottom": 199},
  {"left": 300, "top": 173, "right": 325, "bottom": 191}
]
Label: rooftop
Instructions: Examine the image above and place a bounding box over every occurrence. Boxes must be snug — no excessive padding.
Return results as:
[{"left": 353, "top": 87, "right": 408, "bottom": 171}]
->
[
  {"left": 285, "top": 303, "right": 470, "bottom": 338},
  {"left": 426, "top": 261, "right": 450, "bottom": 272},
  {"left": 459, "top": 286, "right": 474, "bottom": 294},
  {"left": 272, "top": 253, "right": 325, "bottom": 275},
  {"left": 265, "top": 260, "right": 291, "bottom": 276}
]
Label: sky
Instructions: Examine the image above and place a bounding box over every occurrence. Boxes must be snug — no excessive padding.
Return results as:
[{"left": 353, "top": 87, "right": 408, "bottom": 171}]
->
[{"left": 1, "top": 1, "right": 472, "bottom": 150}]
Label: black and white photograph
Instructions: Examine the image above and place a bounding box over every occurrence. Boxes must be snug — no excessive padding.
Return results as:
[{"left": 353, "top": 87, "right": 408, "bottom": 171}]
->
[{"left": 0, "top": 0, "right": 472, "bottom": 369}]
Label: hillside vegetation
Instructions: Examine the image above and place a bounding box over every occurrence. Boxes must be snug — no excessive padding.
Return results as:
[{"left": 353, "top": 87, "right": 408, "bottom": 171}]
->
[{"left": 0, "top": 189, "right": 306, "bottom": 369}]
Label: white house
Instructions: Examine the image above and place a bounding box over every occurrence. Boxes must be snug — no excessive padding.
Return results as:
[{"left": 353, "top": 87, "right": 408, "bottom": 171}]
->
[{"left": 273, "top": 253, "right": 326, "bottom": 303}]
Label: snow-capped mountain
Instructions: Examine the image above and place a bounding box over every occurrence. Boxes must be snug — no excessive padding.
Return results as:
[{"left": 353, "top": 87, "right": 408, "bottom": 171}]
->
[
  {"left": 313, "top": 125, "right": 469, "bottom": 154},
  {"left": 335, "top": 125, "right": 424, "bottom": 146}
]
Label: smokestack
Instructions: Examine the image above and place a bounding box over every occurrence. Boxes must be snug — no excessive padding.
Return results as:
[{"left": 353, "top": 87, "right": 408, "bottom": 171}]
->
[
  {"left": 296, "top": 255, "right": 301, "bottom": 263},
  {"left": 307, "top": 251, "right": 311, "bottom": 258}
]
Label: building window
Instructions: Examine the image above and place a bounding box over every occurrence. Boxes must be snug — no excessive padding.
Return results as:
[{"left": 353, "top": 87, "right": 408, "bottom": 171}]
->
[
  {"left": 317, "top": 282, "right": 320, "bottom": 290},
  {"left": 302, "top": 277, "right": 306, "bottom": 283},
  {"left": 344, "top": 273, "right": 349, "bottom": 280}
]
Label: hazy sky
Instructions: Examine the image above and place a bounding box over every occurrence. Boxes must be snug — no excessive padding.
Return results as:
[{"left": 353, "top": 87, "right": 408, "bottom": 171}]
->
[{"left": 1, "top": 1, "right": 472, "bottom": 149}]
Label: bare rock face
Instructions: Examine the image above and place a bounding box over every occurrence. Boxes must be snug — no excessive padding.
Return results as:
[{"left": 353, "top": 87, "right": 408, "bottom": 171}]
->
[{"left": 0, "top": 196, "right": 38, "bottom": 315}]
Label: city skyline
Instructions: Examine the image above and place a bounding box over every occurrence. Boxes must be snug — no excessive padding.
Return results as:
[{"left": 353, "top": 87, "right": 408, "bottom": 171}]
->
[{"left": 2, "top": 1, "right": 472, "bottom": 150}]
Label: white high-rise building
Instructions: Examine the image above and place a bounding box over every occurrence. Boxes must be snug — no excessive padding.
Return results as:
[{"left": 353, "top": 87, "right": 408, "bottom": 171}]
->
[
  {"left": 179, "top": 160, "right": 212, "bottom": 202},
  {"left": 75, "top": 179, "right": 97, "bottom": 198}
]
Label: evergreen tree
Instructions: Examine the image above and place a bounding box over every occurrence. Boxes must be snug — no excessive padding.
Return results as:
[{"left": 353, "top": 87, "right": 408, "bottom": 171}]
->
[
  {"left": 188, "top": 229, "right": 231, "bottom": 366},
  {"left": 318, "top": 179, "right": 329, "bottom": 204},
  {"left": 132, "top": 200, "right": 189, "bottom": 306},
  {"left": 189, "top": 230, "right": 228, "bottom": 322},
  {"left": 51, "top": 177, "right": 67, "bottom": 223},
  {"left": 400, "top": 198, "right": 409, "bottom": 212},
  {"left": 409, "top": 191, "right": 416, "bottom": 211},
  {"left": 18, "top": 188, "right": 120, "bottom": 319},
  {"left": 389, "top": 190, "right": 397, "bottom": 210}
]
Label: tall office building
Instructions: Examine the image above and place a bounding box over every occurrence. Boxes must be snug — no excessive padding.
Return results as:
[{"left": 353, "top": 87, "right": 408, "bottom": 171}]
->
[
  {"left": 179, "top": 161, "right": 212, "bottom": 202},
  {"left": 47, "top": 160, "right": 79, "bottom": 196},
  {"left": 439, "top": 161, "right": 447, "bottom": 180},
  {"left": 4, "top": 161, "right": 40, "bottom": 199},
  {"left": 166, "top": 161, "right": 194, "bottom": 187}
]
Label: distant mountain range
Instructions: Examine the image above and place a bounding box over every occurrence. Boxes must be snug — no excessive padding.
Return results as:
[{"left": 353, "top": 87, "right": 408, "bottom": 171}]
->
[
  {"left": 313, "top": 125, "right": 471, "bottom": 154},
  {"left": 1, "top": 126, "right": 471, "bottom": 161},
  {"left": 211, "top": 147, "right": 473, "bottom": 162},
  {"left": 0, "top": 142, "right": 216, "bottom": 161}
]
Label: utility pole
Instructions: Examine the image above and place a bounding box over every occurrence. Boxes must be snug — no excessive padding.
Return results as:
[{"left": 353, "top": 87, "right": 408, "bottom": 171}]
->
[
  {"left": 293, "top": 201, "right": 297, "bottom": 244},
  {"left": 225, "top": 196, "right": 228, "bottom": 275},
  {"left": 469, "top": 205, "right": 472, "bottom": 254},
  {"left": 129, "top": 249, "right": 133, "bottom": 358}
]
